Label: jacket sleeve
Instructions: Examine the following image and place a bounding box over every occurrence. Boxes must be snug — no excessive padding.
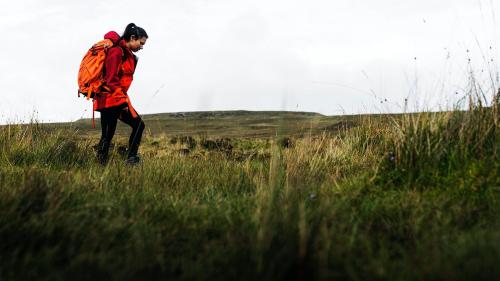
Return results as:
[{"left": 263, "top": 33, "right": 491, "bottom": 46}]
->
[{"left": 104, "top": 47, "right": 123, "bottom": 94}]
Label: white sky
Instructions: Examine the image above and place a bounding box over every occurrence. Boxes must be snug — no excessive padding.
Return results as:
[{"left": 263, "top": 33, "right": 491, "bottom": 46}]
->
[{"left": 0, "top": 0, "right": 499, "bottom": 123}]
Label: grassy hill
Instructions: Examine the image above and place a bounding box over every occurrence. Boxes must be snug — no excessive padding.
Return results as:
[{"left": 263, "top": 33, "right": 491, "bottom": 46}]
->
[
  {"left": 0, "top": 105, "right": 498, "bottom": 280},
  {"left": 58, "top": 110, "right": 359, "bottom": 138}
]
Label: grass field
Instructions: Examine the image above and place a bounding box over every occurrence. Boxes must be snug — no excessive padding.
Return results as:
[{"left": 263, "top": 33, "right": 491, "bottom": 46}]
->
[{"left": 0, "top": 100, "right": 499, "bottom": 280}]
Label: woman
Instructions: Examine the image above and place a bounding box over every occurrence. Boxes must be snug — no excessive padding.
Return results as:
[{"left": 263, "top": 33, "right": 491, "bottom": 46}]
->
[{"left": 95, "top": 23, "right": 148, "bottom": 165}]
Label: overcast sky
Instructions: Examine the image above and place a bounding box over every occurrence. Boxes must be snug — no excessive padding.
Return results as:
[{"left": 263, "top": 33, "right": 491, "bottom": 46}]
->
[{"left": 0, "top": 0, "right": 498, "bottom": 123}]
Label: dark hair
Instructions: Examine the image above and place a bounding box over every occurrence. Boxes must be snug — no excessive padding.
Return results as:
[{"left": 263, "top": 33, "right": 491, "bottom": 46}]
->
[{"left": 121, "top": 23, "right": 148, "bottom": 42}]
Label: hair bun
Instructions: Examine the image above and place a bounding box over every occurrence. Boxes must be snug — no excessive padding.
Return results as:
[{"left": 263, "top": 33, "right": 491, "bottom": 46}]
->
[{"left": 122, "top": 23, "right": 148, "bottom": 41}]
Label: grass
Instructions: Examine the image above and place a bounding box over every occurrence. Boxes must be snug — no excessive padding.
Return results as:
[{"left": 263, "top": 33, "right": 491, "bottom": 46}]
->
[{"left": 0, "top": 97, "right": 498, "bottom": 280}]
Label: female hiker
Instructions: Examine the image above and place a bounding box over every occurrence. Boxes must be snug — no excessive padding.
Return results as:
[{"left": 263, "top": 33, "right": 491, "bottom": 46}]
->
[{"left": 95, "top": 23, "right": 148, "bottom": 165}]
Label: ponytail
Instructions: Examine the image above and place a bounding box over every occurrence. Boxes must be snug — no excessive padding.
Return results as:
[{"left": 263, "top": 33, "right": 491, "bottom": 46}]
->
[{"left": 121, "top": 23, "right": 149, "bottom": 42}]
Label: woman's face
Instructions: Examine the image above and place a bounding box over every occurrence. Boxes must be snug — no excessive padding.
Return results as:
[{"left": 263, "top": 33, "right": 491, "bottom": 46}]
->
[{"left": 127, "top": 36, "right": 147, "bottom": 52}]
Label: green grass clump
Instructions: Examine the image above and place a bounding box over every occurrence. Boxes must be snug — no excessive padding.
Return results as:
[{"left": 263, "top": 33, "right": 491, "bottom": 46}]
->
[
  {"left": 377, "top": 98, "right": 499, "bottom": 189},
  {"left": 0, "top": 99, "right": 498, "bottom": 280}
]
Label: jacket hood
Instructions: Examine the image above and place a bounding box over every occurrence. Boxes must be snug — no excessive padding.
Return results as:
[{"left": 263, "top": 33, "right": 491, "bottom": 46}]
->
[{"left": 104, "top": 31, "right": 121, "bottom": 44}]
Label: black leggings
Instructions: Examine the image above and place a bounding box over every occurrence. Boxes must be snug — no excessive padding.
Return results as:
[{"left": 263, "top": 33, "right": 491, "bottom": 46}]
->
[{"left": 99, "top": 104, "right": 145, "bottom": 158}]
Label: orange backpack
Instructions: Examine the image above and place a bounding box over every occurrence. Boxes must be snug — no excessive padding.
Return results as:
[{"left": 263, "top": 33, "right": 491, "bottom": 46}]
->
[{"left": 77, "top": 39, "right": 114, "bottom": 99}]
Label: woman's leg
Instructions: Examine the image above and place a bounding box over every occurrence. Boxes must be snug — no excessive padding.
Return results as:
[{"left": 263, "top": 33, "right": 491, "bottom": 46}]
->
[
  {"left": 98, "top": 107, "right": 121, "bottom": 164},
  {"left": 119, "top": 108, "right": 145, "bottom": 158}
]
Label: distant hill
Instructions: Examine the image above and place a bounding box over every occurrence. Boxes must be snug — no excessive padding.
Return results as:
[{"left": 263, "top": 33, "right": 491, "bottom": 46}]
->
[
  {"left": 141, "top": 110, "right": 325, "bottom": 119},
  {"left": 9, "top": 110, "right": 388, "bottom": 138},
  {"left": 65, "top": 110, "right": 360, "bottom": 138}
]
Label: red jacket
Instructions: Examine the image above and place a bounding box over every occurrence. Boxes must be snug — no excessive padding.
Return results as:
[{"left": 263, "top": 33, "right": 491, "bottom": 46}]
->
[{"left": 93, "top": 31, "right": 138, "bottom": 117}]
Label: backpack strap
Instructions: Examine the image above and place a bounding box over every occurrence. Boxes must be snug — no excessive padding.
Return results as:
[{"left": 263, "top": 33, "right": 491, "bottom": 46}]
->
[
  {"left": 92, "top": 105, "right": 95, "bottom": 128},
  {"left": 87, "top": 88, "right": 92, "bottom": 100}
]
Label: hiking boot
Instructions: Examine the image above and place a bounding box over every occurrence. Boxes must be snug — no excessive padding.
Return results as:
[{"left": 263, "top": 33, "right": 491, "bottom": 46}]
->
[
  {"left": 93, "top": 139, "right": 105, "bottom": 153},
  {"left": 97, "top": 140, "right": 111, "bottom": 165},
  {"left": 98, "top": 153, "right": 108, "bottom": 165},
  {"left": 126, "top": 155, "right": 141, "bottom": 165}
]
